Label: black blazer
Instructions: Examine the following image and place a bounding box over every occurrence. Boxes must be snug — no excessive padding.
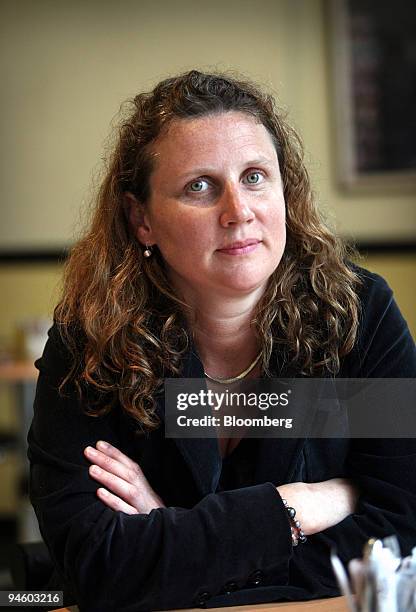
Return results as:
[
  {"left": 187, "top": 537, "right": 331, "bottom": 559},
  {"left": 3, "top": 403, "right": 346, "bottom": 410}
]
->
[{"left": 28, "top": 267, "right": 416, "bottom": 611}]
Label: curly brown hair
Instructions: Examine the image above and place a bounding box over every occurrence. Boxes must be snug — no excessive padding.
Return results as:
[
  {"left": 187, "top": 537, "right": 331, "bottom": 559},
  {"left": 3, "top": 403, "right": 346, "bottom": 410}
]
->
[{"left": 55, "top": 69, "right": 362, "bottom": 432}]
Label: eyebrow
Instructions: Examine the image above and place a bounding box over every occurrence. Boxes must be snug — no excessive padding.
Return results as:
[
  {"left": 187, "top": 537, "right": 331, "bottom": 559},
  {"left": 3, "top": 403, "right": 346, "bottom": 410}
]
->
[{"left": 177, "top": 157, "right": 276, "bottom": 180}]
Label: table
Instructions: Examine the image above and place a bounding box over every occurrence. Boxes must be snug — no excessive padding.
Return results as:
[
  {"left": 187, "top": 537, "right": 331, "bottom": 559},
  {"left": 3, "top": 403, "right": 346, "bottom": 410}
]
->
[{"left": 52, "top": 595, "right": 348, "bottom": 611}]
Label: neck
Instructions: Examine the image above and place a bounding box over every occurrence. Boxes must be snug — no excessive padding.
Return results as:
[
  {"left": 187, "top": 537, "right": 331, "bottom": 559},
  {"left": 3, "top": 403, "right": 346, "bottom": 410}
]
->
[{"left": 186, "top": 290, "right": 264, "bottom": 380}]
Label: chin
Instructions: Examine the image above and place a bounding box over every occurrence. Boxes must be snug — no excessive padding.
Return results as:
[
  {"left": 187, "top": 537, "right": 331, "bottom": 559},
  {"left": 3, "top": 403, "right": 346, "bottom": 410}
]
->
[{"left": 220, "top": 275, "right": 270, "bottom": 296}]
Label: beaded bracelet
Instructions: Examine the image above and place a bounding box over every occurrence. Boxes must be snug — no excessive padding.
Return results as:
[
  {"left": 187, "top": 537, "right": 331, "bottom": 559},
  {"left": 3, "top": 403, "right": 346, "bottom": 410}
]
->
[{"left": 281, "top": 498, "right": 307, "bottom": 546}]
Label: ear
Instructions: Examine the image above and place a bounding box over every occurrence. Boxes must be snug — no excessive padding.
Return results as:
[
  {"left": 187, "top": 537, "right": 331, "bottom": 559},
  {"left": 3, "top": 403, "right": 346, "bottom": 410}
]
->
[{"left": 123, "top": 192, "right": 155, "bottom": 246}]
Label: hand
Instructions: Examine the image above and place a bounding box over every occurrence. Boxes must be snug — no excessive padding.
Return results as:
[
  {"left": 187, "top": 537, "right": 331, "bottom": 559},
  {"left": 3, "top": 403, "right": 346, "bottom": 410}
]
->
[
  {"left": 84, "top": 441, "right": 166, "bottom": 515},
  {"left": 277, "top": 478, "right": 360, "bottom": 536}
]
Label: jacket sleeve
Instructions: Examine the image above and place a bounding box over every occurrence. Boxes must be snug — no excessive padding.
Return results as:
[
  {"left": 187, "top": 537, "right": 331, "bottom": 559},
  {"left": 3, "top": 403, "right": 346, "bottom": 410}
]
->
[
  {"left": 286, "top": 269, "right": 416, "bottom": 596},
  {"left": 28, "top": 325, "right": 293, "bottom": 612}
]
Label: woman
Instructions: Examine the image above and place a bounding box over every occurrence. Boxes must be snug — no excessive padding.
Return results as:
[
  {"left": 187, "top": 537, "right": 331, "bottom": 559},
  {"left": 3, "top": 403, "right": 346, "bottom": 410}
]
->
[{"left": 28, "top": 70, "right": 416, "bottom": 611}]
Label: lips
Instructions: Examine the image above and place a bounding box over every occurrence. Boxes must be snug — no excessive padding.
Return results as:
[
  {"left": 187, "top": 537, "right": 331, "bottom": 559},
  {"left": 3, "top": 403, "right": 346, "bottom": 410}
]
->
[{"left": 217, "top": 239, "right": 261, "bottom": 255}]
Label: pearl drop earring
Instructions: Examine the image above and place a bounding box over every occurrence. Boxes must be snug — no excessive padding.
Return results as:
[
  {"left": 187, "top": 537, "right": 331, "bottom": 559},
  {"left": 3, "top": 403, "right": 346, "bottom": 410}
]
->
[{"left": 143, "top": 244, "right": 152, "bottom": 258}]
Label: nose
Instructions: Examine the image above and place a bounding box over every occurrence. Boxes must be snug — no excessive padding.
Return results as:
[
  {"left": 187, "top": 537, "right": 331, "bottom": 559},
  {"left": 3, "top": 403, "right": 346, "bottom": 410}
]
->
[{"left": 219, "top": 184, "right": 255, "bottom": 227}]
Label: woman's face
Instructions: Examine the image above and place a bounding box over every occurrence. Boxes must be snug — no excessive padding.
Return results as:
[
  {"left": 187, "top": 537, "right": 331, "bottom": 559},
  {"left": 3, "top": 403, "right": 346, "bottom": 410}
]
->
[{"left": 135, "top": 111, "right": 286, "bottom": 301}]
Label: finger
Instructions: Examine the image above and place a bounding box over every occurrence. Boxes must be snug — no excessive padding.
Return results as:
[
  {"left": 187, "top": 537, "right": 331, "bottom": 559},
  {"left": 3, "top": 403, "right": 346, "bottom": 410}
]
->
[
  {"left": 89, "top": 464, "right": 137, "bottom": 504},
  {"left": 95, "top": 441, "right": 141, "bottom": 473},
  {"left": 96, "top": 487, "right": 138, "bottom": 515},
  {"left": 84, "top": 446, "right": 139, "bottom": 486}
]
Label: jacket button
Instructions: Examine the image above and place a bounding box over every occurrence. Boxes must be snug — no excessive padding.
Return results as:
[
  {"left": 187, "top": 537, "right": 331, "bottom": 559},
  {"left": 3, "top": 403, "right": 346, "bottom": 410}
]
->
[
  {"left": 246, "top": 569, "right": 264, "bottom": 587},
  {"left": 221, "top": 581, "right": 238, "bottom": 594},
  {"left": 195, "top": 591, "right": 210, "bottom": 607}
]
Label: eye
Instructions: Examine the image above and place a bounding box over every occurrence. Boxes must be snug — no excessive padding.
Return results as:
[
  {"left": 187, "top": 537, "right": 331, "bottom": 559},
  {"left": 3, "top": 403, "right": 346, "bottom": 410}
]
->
[
  {"left": 245, "top": 171, "right": 264, "bottom": 185},
  {"left": 188, "top": 179, "right": 209, "bottom": 193}
]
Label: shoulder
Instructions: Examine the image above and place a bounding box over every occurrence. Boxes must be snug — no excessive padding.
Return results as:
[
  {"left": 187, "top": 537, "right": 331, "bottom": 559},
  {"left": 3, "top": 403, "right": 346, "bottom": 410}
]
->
[
  {"left": 35, "top": 322, "right": 85, "bottom": 384},
  {"left": 341, "top": 262, "right": 416, "bottom": 377},
  {"left": 349, "top": 262, "right": 394, "bottom": 310}
]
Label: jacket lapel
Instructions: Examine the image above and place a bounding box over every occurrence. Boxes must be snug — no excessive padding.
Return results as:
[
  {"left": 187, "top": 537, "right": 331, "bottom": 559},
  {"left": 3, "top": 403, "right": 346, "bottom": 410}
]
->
[
  {"left": 156, "top": 343, "right": 223, "bottom": 497},
  {"left": 173, "top": 437, "right": 222, "bottom": 497},
  {"left": 252, "top": 350, "right": 309, "bottom": 486},
  {"left": 252, "top": 370, "right": 343, "bottom": 485},
  {"left": 254, "top": 438, "right": 307, "bottom": 486}
]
